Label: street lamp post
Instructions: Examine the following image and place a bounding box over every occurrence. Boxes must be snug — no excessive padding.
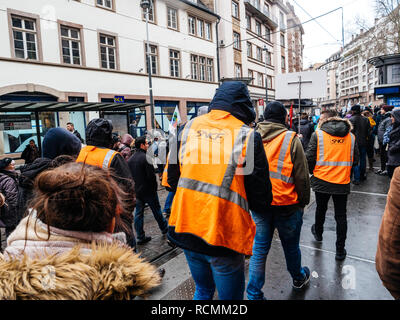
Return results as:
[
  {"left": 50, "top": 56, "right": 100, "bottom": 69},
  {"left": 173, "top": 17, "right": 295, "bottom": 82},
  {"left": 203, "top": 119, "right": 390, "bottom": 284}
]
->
[
  {"left": 141, "top": 0, "right": 155, "bottom": 130},
  {"left": 263, "top": 46, "right": 269, "bottom": 110}
]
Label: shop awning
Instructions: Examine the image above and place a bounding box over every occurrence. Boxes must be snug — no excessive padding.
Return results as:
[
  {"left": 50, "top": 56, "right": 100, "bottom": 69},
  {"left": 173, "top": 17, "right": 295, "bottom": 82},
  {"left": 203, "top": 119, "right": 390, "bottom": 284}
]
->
[{"left": 0, "top": 102, "right": 150, "bottom": 113}]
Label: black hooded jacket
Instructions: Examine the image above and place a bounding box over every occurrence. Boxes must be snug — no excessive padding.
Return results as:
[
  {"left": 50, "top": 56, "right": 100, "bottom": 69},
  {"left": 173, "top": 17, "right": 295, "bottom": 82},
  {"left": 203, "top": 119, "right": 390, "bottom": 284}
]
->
[
  {"left": 0, "top": 169, "right": 19, "bottom": 227},
  {"left": 387, "top": 110, "right": 400, "bottom": 167},
  {"left": 17, "top": 158, "right": 53, "bottom": 219},
  {"left": 167, "top": 81, "right": 273, "bottom": 256},
  {"left": 293, "top": 118, "right": 314, "bottom": 150}
]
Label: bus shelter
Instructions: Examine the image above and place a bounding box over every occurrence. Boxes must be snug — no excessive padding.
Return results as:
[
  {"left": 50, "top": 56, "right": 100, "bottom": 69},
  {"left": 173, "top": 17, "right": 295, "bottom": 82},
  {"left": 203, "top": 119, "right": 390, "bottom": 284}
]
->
[{"left": 0, "top": 101, "right": 149, "bottom": 155}]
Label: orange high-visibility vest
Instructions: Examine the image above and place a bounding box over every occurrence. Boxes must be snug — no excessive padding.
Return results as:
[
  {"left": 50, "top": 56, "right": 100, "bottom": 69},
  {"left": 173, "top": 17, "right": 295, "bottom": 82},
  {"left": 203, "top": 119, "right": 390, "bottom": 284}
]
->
[
  {"left": 264, "top": 130, "right": 299, "bottom": 206},
  {"left": 161, "top": 157, "right": 171, "bottom": 188},
  {"left": 169, "top": 110, "right": 255, "bottom": 256},
  {"left": 76, "top": 145, "right": 118, "bottom": 169},
  {"left": 314, "top": 130, "right": 355, "bottom": 184}
]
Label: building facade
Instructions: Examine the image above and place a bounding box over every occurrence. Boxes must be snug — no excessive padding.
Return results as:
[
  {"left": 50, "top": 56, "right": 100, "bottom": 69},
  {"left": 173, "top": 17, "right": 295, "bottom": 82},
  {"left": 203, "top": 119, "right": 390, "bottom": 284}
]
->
[
  {"left": 317, "top": 50, "right": 341, "bottom": 109},
  {"left": 215, "top": 0, "right": 296, "bottom": 118},
  {"left": 286, "top": 1, "right": 304, "bottom": 73},
  {"left": 0, "top": 0, "right": 219, "bottom": 155}
]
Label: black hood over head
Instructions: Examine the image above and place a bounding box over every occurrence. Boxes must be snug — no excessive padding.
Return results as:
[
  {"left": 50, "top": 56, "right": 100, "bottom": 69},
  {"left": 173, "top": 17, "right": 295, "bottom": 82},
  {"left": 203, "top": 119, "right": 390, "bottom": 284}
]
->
[
  {"left": 209, "top": 81, "right": 256, "bottom": 125},
  {"left": 42, "top": 128, "right": 81, "bottom": 160},
  {"left": 319, "top": 117, "right": 352, "bottom": 137},
  {"left": 86, "top": 118, "right": 113, "bottom": 148},
  {"left": 392, "top": 109, "right": 400, "bottom": 129}
]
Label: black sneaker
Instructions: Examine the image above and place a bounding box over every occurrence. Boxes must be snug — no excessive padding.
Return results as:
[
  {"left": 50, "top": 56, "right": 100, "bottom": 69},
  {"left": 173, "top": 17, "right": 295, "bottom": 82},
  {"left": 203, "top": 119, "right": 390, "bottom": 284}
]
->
[
  {"left": 311, "top": 224, "right": 322, "bottom": 242},
  {"left": 292, "top": 267, "right": 311, "bottom": 291},
  {"left": 137, "top": 236, "right": 152, "bottom": 245},
  {"left": 161, "top": 226, "right": 168, "bottom": 235},
  {"left": 352, "top": 180, "right": 360, "bottom": 185},
  {"left": 335, "top": 249, "right": 347, "bottom": 261}
]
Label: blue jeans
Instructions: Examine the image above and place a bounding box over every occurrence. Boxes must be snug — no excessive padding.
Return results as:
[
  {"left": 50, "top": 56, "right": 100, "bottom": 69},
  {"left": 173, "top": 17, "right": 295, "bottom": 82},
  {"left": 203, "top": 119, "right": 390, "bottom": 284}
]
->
[
  {"left": 246, "top": 209, "right": 306, "bottom": 300},
  {"left": 183, "top": 249, "right": 245, "bottom": 300},
  {"left": 163, "top": 191, "right": 175, "bottom": 213},
  {"left": 354, "top": 146, "right": 367, "bottom": 182},
  {"left": 134, "top": 193, "right": 168, "bottom": 241}
]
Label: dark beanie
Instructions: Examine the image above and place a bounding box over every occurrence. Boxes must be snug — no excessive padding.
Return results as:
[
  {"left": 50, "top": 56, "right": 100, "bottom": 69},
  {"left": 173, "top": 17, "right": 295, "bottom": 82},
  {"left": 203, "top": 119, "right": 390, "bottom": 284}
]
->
[
  {"left": 0, "top": 158, "right": 12, "bottom": 170},
  {"left": 42, "top": 128, "right": 82, "bottom": 160},
  {"left": 351, "top": 105, "right": 361, "bottom": 113},
  {"left": 383, "top": 105, "right": 394, "bottom": 112},
  {"left": 263, "top": 101, "right": 287, "bottom": 125}
]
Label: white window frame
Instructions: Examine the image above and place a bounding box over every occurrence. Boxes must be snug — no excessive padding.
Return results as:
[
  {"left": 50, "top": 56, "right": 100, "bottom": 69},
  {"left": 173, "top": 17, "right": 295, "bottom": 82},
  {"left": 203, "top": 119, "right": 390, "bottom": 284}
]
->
[
  {"left": 11, "top": 15, "right": 38, "bottom": 60},
  {"left": 169, "top": 49, "right": 180, "bottom": 78},
  {"left": 232, "top": 1, "right": 239, "bottom": 18},
  {"left": 233, "top": 32, "right": 241, "bottom": 50},
  {"left": 96, "top": 0, "right": 113, "bottom": 10},
  {"left": 146, "top": 44, "right": 158, "bottom": 75},
  {"left": 99, "top": 33, "right": 116, "bottom": 69},
  {"left": 167, "top": 7, "right": 178, "bottom": 30},
  {"left": 61, "top": 26, "right": 82, "bottom": 65}
]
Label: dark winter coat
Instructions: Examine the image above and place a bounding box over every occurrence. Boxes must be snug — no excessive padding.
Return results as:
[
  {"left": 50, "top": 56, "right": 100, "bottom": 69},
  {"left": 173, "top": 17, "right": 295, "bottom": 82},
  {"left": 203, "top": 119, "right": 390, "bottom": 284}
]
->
[
  {"left": 83, "top": 118, "right": 136, "bottom": 246},
  {"left": 293, "top": 118, "right": 315, "bottom": 150},
  {"left": 17, "top": 157, "right": 53, "bottom": 219},
  {"left": 350, "top": 113, "right": 371, "bottom": 148},
  {"left": 21, "top": 145, "right": 39, "bottom": 164},
  {"left": 0, "top": 170, "right": 19, "bottom": 228},
  {"left": 167, "top": 81, "right": 273, "bottom": 257},
  {"left": 378, "top": 114, "right": 392, "bottom": 144},
  {"left": 387, "top": 110, "right": 400, "bottom": 167},
  {"left": 73, "top": 130, "right": 84, "bottom": 143},
  {"left": 376, "top": 166, "right": 400, "bottom": 299},
  {"left": 127, "top": 148, "right": 158, "bottom": 200},
  {"left": 257, "top": 121, "right": 310, "bottom": 216},
  {"left": 306, "top": 117, "right": 359, "bottom": 195},
  {"left": 118, "top": 134, "right": 134, "bottom": 161}
]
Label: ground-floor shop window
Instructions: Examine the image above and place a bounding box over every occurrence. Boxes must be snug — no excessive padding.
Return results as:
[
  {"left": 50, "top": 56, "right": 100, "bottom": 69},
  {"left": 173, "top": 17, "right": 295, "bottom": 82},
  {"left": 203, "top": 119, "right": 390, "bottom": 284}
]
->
[
  {"left": 187, "top": 101, "right": 209, "bottom": 120},
  {"left": 155, "top": 101, "right": 179, "bottom": 133},
  {"left": 0, "top": 92, "right": 59, "bottom": 154}
]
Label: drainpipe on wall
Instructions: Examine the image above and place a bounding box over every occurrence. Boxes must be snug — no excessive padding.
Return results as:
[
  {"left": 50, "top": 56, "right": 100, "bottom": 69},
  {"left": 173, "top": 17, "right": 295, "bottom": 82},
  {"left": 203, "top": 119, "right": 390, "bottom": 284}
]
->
[{"left": 216, "top": 16, "right": 221, "bottom": 86}]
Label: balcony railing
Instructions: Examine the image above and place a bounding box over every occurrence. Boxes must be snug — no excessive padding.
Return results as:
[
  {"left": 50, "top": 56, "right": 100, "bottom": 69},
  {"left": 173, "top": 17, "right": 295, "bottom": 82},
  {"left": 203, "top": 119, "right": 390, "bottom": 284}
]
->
[{"left": 244, "top": 0, "right": 278, "bottom": 26}]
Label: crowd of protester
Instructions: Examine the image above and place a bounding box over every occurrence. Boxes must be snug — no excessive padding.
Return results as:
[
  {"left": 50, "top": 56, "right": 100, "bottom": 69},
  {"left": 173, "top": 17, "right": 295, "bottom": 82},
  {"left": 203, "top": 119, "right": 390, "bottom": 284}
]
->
[{"left": 0, "top": 82, "right": 400, "bottom": 300}]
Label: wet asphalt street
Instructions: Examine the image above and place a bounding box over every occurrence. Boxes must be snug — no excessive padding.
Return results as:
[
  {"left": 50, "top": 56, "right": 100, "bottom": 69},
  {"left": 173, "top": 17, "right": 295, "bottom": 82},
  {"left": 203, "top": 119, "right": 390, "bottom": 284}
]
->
[{"left": 143, "top": 165, "right": 394, "bottom": 300}]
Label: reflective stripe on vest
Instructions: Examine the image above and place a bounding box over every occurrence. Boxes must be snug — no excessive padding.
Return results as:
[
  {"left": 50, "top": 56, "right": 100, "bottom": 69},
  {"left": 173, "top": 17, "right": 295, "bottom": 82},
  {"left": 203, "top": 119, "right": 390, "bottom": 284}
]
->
[
  {"left": 178, "top": 124, "right": 252, "bottom": 213},
  {"left": 264, "top": 130, "right": 298, "bottom": 206},
  {"left": 103, "top": 150, "right": 117, "bottom": 169},
  {"left": 316, "top": 130, "right": 355, "bottom": 167},
  {"left": 314, "top": 130, "right": 355, "bottom": 184},
  {"left": 269, "top": 131, "right": 295, "bottom": 184}
]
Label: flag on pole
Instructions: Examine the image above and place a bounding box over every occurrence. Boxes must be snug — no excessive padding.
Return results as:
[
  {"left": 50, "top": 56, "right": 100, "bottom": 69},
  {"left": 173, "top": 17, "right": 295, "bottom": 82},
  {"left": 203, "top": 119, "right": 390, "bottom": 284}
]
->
[
  {"left": 347, "top": 100, "right": 352, "bottom": 112},
  {"left": 289, "top": 103, "right": 294, "bottom": 129},
  {"left": 169, "top": 106, "right": 181, "bottom": 134}
]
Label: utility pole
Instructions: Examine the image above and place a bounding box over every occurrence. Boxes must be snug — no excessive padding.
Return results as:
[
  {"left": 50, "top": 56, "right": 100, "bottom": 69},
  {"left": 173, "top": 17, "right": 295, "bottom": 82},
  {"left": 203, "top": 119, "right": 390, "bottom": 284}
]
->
[
  {"left": 263, "top": 46, "right": 269, "bottom": 110},
  {"left": 141, "top": 0, "right": 155, "bottom": 130}
]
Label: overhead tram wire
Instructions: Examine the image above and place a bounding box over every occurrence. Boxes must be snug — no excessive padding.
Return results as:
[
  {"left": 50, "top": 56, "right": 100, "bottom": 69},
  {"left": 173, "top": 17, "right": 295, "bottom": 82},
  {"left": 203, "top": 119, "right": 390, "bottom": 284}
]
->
[
  {"left": 292, "top": 0, "right": 342, "bottom": 45},
  {"left": 223, "top": 6, "right": 345, "bottom": 48}
]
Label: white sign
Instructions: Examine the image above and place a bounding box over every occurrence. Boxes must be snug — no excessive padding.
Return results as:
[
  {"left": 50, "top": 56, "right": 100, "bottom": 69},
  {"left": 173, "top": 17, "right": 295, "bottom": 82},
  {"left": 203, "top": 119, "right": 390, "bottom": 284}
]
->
[
  {"left": 275, "top": 70, "right": 327, "bottom": 100},
  {"left": 0, "top": 115, "right": 32, "bottom": 131}
]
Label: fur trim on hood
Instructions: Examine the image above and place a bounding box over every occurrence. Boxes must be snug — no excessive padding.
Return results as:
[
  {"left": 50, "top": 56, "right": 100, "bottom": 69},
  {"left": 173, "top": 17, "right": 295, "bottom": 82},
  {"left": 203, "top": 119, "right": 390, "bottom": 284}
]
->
[
  {"left": 0, "top": 242, "right": 161, "bottom": 300},
  {"left": 318, "top": 116, "right": 353, "bottom": 137}
]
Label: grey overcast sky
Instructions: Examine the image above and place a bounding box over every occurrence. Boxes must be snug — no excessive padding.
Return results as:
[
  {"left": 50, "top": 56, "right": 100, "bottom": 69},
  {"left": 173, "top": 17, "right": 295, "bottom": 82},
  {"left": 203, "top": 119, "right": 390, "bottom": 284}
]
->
[{"left": 288, "top": 0, "right": 377, "bottom": 67}]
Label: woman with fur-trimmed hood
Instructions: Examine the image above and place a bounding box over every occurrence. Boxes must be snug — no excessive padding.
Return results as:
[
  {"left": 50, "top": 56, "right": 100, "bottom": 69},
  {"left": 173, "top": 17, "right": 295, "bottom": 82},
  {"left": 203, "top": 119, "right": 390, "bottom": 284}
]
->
[
  {"left": 0, "top": 162, "right": 161, "bottom": 300},
  {"left": 306, "top": 110, "right": 359, "bottom": 261}
]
